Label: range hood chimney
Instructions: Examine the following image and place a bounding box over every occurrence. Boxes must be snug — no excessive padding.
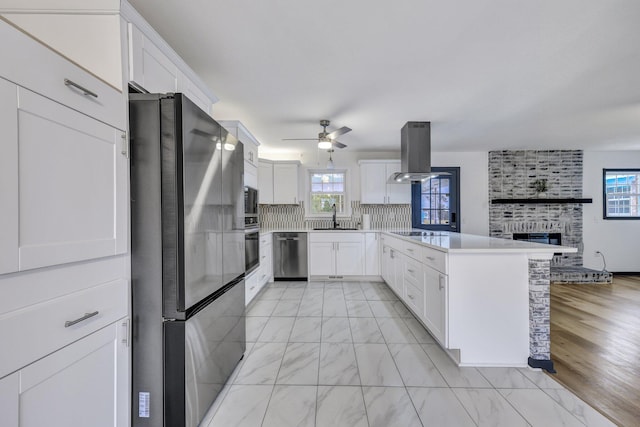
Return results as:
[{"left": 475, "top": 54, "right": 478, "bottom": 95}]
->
[{"left": 388, "top": 121, "right": 442, "bottom": 183}]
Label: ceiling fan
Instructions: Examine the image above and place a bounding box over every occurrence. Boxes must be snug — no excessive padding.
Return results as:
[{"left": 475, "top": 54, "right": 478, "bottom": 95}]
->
[{"left": 283, "top": 119, "right": 351, "bottom": 149}]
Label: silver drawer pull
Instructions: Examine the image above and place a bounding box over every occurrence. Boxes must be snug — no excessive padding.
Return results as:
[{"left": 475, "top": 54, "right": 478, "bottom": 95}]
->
[
  {"left": 407, "top": 294, "right": 415, "bottom": 300},
  {"left": 407, "top": 248, "right": 414, "bottom": 252},
  {"left": 64, "top": 78, "right": 98, "bottom": 98},
  {"left": 425, "top": 256, "right": 436, "bottom": 261},
  {"left": 65, "top": 311, "right": 99, "bottom": 328},
  {"left": 407, "top": 269, "right": 415, "bottom": 273}
]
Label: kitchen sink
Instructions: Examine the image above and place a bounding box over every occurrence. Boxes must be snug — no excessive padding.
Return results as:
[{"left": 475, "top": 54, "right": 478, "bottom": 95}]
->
[{"left": 313, "top": 227, "right": 359, "bottom": 231}]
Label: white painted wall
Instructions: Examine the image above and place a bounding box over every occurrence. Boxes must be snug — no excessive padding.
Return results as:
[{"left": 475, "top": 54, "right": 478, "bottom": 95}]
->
[
  {"left": 583, "top": 151, "right": 640, "bottom": 272},
  {"left": 260, "top": 148, "right": 490, "bottom": 236}
]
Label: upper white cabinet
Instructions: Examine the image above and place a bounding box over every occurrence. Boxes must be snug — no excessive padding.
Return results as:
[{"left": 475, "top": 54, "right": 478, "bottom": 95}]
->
[
  {"left": 0, "top": 22, "right": 128, "bottom": 274},
  {"left": 258, "top": 160, "right": 300, "bottom": 204},
  {"left": 359, "top": 160, "right": 411, "bottom": 204},
  {"left": 218, "top": 120, "right": 261, "bottom": 189},
  {"left": 128, "top": 23, "right": 178, "bottom": 93},
  {"left": 258, "top": 160, "right": 274, "bottom": 204},
  {"left": 273, "top": 162, "right": 300, "bottom": 204}
]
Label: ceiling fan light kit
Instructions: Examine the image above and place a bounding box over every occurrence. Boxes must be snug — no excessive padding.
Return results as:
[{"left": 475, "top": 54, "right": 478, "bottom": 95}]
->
[{"left": 283, "top": 119, "right": 352, "bottom": 150}]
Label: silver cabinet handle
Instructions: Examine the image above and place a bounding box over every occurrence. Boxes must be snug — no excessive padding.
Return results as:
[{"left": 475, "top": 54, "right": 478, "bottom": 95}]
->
[
  {"left": 407, "top": 294, "right": 415, "bottom": 300},
  {"left": 408, "top": 269, "right": 415, "bottom": 273},
  {"left": 407, "top": 248, "right": 414, "bottom": 253},
  {"left": 426, "top": 256, "right": 436, "bottom": 261},
  {"left": 64, "top": 78, "right": 98, "bottom": 98},
  {"left": 439, "top": 275, "right": 445, "bottom": 290},
  {"left": 65, "top": 310, "right": 99, "bottom": 327}
]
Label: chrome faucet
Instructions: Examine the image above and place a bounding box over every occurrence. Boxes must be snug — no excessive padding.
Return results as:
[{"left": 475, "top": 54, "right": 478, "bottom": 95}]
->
[{"left": 332, "top": 204, "right": 338, "bottom": 229}]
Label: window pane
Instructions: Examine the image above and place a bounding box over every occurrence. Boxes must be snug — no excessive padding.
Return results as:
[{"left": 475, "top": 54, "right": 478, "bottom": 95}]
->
[{"left": 604, "top": 170, "right": 640, "bottom": 218}]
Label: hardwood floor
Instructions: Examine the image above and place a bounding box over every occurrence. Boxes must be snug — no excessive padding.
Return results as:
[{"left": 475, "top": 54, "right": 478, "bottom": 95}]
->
[{"left": 549, "top": 275, "right": 640, "bottom": 427}]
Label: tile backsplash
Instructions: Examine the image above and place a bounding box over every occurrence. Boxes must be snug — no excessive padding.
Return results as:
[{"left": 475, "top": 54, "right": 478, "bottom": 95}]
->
[{"left": 259, "top": 201, "right": 411, "bottom": 230}]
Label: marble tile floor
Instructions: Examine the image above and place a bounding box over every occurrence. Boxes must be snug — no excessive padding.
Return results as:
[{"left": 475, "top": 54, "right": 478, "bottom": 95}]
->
[{"left": 201, "top": 281, "right": 615, "bottom": 427}]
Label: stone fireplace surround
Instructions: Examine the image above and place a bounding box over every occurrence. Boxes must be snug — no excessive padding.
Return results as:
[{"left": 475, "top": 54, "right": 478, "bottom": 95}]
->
[{"left": 488, "top": 150, "right": 611, "bottom": 284}]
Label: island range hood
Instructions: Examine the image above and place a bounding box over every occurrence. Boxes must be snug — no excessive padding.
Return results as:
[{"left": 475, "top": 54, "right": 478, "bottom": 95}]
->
[{"left": 388, "top": 121, "right": 446, "bottom": 183}]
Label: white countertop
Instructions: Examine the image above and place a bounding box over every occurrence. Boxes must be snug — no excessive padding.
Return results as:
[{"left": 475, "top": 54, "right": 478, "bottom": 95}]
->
[
  {"left": 260, "top": 228, "right": 577, "bottom": 255},
  {"left": 383, "top": 230, "right": 577, "bottom": 255}
]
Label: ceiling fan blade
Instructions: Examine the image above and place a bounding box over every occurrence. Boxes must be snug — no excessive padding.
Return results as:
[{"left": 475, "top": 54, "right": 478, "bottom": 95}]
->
[
  {"left": 281, "top": 138, "right": 319, "bottom": 141},
  {"left": 327, "top": 126, "right": 351, "bottom": 139},
  {"left": 332, "top": 141, "right": 347, "bottom": 149}
]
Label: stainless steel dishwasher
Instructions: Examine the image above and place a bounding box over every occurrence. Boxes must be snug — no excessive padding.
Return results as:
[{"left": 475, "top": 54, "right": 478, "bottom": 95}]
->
[{"left": 273, "top": 232, "right": 308, "bottom": 281}]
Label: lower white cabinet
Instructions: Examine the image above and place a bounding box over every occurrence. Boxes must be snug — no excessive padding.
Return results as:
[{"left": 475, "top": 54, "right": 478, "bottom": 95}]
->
[
  {"left": 423, "top": 266, "right": 448, "bottom": 345},
  {"left": 245, "top": 270, "right": 259, "bottom": 305},
  {"left": 0, "top": 319, "right": 130, "bottom": 427},
  {"left": 309, "top": 233, "right": 364, "bottom": 277},
  {"left": 364, "top": 232, "right": 380, "bottom": 275},
  {"left": 258, "top": 234, "right": 273, "bottom": 287}
]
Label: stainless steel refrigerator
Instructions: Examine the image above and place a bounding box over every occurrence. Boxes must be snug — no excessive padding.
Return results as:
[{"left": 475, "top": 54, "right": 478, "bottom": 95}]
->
[{"left": 129, "top": 93, "right": 245, "bottom": 427}]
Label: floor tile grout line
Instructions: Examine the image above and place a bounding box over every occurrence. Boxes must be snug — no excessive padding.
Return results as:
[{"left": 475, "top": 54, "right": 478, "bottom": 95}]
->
[{"left": 350, "top": 281, "right": 371, "bottom": 427}]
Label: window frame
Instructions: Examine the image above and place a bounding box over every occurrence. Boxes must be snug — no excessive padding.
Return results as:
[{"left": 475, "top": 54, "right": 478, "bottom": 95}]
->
[
  {"left": 602, "top": 168, "right": 640, "bottom": 220},
  {"left": 305, "top": 168, "right": 351, "bottom": 219}
]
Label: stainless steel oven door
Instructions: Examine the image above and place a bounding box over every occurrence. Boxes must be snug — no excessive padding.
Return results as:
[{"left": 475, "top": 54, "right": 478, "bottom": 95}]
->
[{"left": 245, "top": 228, "right": 259, "bottom": 274}]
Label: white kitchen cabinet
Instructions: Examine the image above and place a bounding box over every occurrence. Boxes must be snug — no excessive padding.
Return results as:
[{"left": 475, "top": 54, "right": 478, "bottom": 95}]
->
[
  {"left": 273, "top": 162, "right": 300, "bottom": 204},
  {"left": 0, "top": 79, "right": 127, "bottom": 274},
  {"left": 258, "top": 160, "right": 274, "bottom": 204},
  {"left": 309, "top": 233, "right": 364, "bottom": 277},
  {"left": 128, "top": 22, "right": 178, "bottom": 93},
  {"left": 258, "top": 160, "right": 301, "bottom": 205},
  {"left": 258, "top": 233, "right": 273, "bottom": 287},
  {"left": 245, "top": 270, "right": 259, "bottom": 305},
  {"left": 0, "top": 319, "right": 130, "bottom": 427},
  {"left": 424, "top": 266, "right": 447, "bottom": 345},
  {"left": 177, "top": 69, "right": 212, "bottom": 115},
  {"left": 218, "top": 120, "right": 261, "bottom": 189},
  {"left": 364, "top": 232, "right": 380, "bottom": 276},
  {"left": 359, "top": 160, "right": 411, "bottom": 204}
]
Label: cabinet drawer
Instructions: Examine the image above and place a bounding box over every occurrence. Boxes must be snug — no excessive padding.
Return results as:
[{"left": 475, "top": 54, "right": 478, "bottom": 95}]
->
[
  {"left": 403, "top": 257, "right": 423, "bottom": 285},
  {"left": 245, "top": 272, "right": 259, "bottom": 305},
  {"left": 422, "top": 247, "right": 447, "bottom": 273},
  {"left": 0, "top": 20, "right": 125, "bottom": 130},
  {"left": 0, "top": 279, "right": 127, "bottom": 378},
  {"left": 404, "top": 280, "right": 425, "bottom": 316},
  {"left": 401, "top": 241, "right": 422, "bottom": 261}
]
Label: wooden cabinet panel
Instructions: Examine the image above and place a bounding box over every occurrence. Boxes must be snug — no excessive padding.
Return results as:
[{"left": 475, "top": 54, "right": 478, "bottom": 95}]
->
[{"left": 16, "top": 87, "right": 127, "bottom": 270}]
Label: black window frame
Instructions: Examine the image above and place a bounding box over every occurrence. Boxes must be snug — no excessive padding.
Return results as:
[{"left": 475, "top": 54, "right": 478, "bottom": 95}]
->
[{"left": 602, "top": 168, "right": 640, "bottom": 220}]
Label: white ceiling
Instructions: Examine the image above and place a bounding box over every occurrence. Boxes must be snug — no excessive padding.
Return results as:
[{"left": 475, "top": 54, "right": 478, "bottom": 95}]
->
[{"left": 128, "top": 0, "right": 640, "bottom": 155}]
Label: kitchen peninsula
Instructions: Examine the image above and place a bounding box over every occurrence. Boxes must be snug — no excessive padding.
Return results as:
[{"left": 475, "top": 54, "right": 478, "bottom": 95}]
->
[{"left": 260, "top": 229, "right": 575, "bottom": 372}]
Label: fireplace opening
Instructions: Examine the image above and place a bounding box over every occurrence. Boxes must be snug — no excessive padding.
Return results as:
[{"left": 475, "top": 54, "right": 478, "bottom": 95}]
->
[{"left": 513, "top": 232, "right": 562, "bottom": 255}]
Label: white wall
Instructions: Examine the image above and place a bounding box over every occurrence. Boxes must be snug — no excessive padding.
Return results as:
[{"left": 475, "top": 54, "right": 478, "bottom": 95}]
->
[
  {"left": 583, "top": 151, "right": 640, "bottom": 272},
  {"left": 260, "top": 148, "right": 489, "bottom": 236}
]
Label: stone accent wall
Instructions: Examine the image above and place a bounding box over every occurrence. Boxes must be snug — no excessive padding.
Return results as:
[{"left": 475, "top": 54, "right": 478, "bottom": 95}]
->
[
  {"left": 260, "top": 201, "right": 411, "bottom": 230},
  {"left": 489, "top": 150, "right": 584, "bottom": 267},
  {"left": 529, "top": 259, "right": 551, "bottom": 361}
]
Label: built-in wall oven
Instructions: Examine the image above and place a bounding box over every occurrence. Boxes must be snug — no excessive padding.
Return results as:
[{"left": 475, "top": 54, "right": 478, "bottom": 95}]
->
[{"left": 244, "top": 186, "right": 260, "bottom": 273}]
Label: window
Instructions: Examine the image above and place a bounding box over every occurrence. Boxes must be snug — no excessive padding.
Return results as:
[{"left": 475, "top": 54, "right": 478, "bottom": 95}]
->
[
  {"left": 603, "top": 169, "right": 640, "bottom": 219},
  {"left": 308, "top": 170, "right": 347, "bottom": 216},
  {"left": 411, "top": 167, "right": 461, "bottom": 231}
]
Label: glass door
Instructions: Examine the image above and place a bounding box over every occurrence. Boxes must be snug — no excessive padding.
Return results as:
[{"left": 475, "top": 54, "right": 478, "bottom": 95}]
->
[{"left": 411, "top": 167, "right": 460, "bottom": 232}]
